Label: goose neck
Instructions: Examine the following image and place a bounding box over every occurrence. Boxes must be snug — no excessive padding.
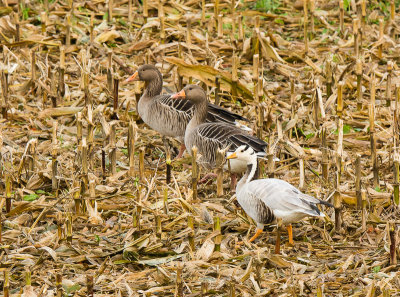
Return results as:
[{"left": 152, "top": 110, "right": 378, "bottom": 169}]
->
[
  {"left": 187, "top": 100, "right": 208, "bottom": 132},
  {"left": 237, "top": 158, "right": 258, "bottom": 192},
  {"left": 143, "top": 73, "right": 163, "bottom": 98}
]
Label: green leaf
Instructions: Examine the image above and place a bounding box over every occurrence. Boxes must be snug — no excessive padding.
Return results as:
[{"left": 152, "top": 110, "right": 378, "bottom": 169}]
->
[
  {"left": 275, "top": 18, "right": 284, "bottom": 25},
  {"left": 372, "top": 265, "right": 381, "bottom": 273},
  {"left": 343, "top": 0, "right": 351, "bottom": 11},
  {"left": 36, "top": 190, "right": 46, "bottom": 194},
  {"left": 23, "top": 194, "right": 39, "bottom": 201},
  {"left": 374, "top": 186, "right": 381, "bottom": 192},
  {"left": 305, "top": 133, "right": 315, "bottom": 140},
  {"left": 63, "top": 283, "right": 81, "bottom": 295},
  {"left": 343, "top": 124, "right": 351, "bottom": 134}
]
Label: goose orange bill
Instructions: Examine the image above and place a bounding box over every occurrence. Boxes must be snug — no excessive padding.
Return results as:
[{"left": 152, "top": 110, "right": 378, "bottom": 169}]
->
[
  {"left": 125, "top": 71, "right": 139, "bottom": 82},
  {"left": 171, "top": 89, "right": 186, "bottom": 99},
  {"left": 226, "top": 152, "right": 237, "bottom": 159}
]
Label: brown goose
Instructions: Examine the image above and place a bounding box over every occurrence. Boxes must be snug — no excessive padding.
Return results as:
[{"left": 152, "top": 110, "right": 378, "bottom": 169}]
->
[
  {"left": 170, "top": 85, "right": 267, "bottom": 183},
  {"left": 126, "top": 64, "right": 250, "bottom": 158}
]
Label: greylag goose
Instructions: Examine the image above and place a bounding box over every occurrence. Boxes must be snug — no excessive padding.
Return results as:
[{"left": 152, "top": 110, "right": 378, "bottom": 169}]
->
[
  {"left": 126, "top": 64, "right": 250, "bottom": 158},
  {"left": 226, "top": 145, "right": 333, "bottom": 252},
  {"left": 170, "top": 85, "right": 267, "bottom": 184}
]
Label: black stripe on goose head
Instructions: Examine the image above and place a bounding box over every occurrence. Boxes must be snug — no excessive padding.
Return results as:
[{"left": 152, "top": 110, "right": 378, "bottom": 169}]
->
[{"left": 183, "top": 84, "right": 207, "bottom": 105}]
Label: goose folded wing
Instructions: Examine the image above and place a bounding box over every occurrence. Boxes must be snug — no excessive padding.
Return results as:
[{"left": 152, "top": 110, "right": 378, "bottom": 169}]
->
[
  {"left": 249, "top": 180, "right": 323, "bottom": 216},
  {"left": 156, "top": 94, "right": 194, "bottom": 119},
  {"left": 207, "top": 103, "right": 250, "bottom": 123}
]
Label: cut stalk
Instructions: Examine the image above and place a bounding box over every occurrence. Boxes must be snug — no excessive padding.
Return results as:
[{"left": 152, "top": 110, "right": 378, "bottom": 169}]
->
[
  {"left": 386, "top": 61, "right": 393, "bottom": 107},
  {"left": 128, "top": 0, "right": 132, "bottom": 23},
  {"left": 321, "top": 127, "right": 329, "bottom": 182},
  {"left": 339, "top": 1, "right": 344, "bottom": 35},
  {"left": 361, "top": 190, "right": 367, "bottom": 232},
  {"left": 334, "top": 191, "right": 342, "bottom": 232},
  {"left": 356, "top": 155, "right": 362, "bottom": 209},
  {"left": 143, "top": 0, "right": 148, "bottom": 23},
  {"left": 215, "top": 75, "right": 220, "bottom": 105},
  {"left": 217, "top": 14, "right": 223, "bottom": 38},
  {"left": 5, "top": 173, "right": 12, "bottom": 213},
  {"left": 65, "top": 13, "right": 71, "bottom": 46},
  {"left": 77, "top": 112, "right": 82, "bottom": 146},
  {"left": 191, "top": 146, "right": 198, "bottom": 201},
  {"left": 106, "top": 52, "right": 113, "bottom": 95},
  {"left": 353, "top": 18, "right": 359, "bottom": 57},
  {"left": 52, "top": 121, "right": 58, "bottom": 194},
  {"left": 299, "top": 158, "right": 305, "bottom": 191},
  {"left": 58, "top": 46, "right": 65, "bottom": 99},
  {"left": 56, "top": 273, "right": 63, "bottom": 297},
  {"left": 87, "top": 274, "right": 94, "bottom": 297},
  {"left": 393, "top": 152, "right": 399, "bottom": 206},
  {"left": 231, "top": 53, "right": 238, "bottom": 98},
  {"left": 1, "top": 70, "right": 9, "bottom": 119},
  {"left": 337, "top": 81, "right": 344, "bottom": 118},
  {"left": 90, "top": 12, "right": 95, "bottom": 43},
  {"left": 66, "top": 212, "right": 73, "bottom": 243},
  {"left": 238, "top": 15, "right": 243, "bottom": 41},
  {"left": 304, "top": 0, "right": 308, "bottom": 54},
  {"left": 216, "top": 149, "right": 224, "bottom": 197},
  {"left": 175, "top": 264, "right": 183, "bottom": 297},
  {"left": 188, "top": 215, "right": 195, "bottom": 251},
  {"left": 310, "top": 0, "right": 315, "bottom": 38},
  {"left": 128, "top": 121, "right": 137, "bottom": 177},
  {"left": 4, "top": 270, "right": 9, "bottom": 297},
  {"left": 109, "top": 123, "right": 117, "bottom": 175},
  {"left": 356, "top": 59, "right": 363, "bottom": 110},
  {"left": 378, "top": 18, "right": 384, "bottom": 59},
  {"left": 214, "top": 216, "right": 221, "bottom": 252},
  {"left": 389, "top": 222, "right": 397, "bottom": 265},
  {"left": 108, "top": 0, "right": 113, "bottom": 22}
]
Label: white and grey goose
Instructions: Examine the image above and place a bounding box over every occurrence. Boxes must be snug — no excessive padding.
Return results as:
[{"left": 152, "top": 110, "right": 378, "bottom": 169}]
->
[
  {"left": 126, "top": 65, "right": 250, "bottom": 158},
  {"left": 170, "top": 85, "right": 268, "bottom": 181},
  {"left": 226, "top": 145, "right": 333, "bottom": 249}
]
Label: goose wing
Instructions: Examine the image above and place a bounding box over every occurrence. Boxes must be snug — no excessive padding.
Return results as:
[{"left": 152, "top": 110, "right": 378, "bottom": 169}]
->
[
  {"left": 241, "top": 179, "right": 331, "bottom": 221},
  {"left": 157, "top": 94, "right": 194, "bottom": 118},
  {"left": 154, "top": 96, "right": 249, "bottom": 127},
  {"left": 190, "top": 123, "right": 267, "bottom": 166},
  {"left": 207, "top": 103, "right": 249, "bottom": 124}
]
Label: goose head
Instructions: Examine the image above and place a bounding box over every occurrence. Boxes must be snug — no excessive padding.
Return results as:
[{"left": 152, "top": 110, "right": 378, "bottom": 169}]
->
[
  {"left": 171, "top": 85, "right": 206, "bottom": 104},
  {"left": 126, "top": 64, "right": 160, "bottom": 82},
  {"left": 227, "top": 145, "right": 257, "bottom": 164}
]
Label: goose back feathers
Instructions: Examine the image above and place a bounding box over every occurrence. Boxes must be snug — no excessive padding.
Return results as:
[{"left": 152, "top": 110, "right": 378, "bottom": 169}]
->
[
  {"left": 127, "top": 65, "right": 249, "bottom": 142},
  {"left": 171, "top": 85, "right": 267, "bottom": 172}
]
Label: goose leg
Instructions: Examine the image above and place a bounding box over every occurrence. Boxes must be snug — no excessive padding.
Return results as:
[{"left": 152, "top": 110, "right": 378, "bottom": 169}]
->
[
  {"left": 175, "top": 143, "right": 186, "bottom": 159},
  {"left": 287, "top": 224, "right": 294, "bottom": 245},
  {"left": 249, "top": 228, "right": 263, "bottom": 242},
  {"left": 199, "top": 172, "right": 218, "bottom": 184}
]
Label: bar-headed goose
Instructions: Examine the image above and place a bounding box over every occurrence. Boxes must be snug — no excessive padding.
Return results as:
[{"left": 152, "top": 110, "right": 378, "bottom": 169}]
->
[
  {"left": 227, "top": 145, "right": 333, "bottom": 251},
  {"left": 126, "top": 65, "right": 250, "bottom": 158},
  {"left": 170, "top": 85, "right": 267, "bottom": 184}
]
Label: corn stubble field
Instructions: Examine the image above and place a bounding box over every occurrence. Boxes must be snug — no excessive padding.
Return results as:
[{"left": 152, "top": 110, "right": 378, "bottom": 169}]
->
[{"left": 0, "top": 0, "right": 400, "bottom": 295}]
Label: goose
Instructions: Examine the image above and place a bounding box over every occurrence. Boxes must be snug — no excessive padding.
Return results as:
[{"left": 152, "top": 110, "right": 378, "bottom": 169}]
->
[
  {"left": 170, "top": 85, "right": 267, "bottom": 186},
  {"left": 226, "top": 145, "right": 333, "bottom": 252},
  {"left": 126, "top": 65, "right": 250, "bottom": 158}
]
